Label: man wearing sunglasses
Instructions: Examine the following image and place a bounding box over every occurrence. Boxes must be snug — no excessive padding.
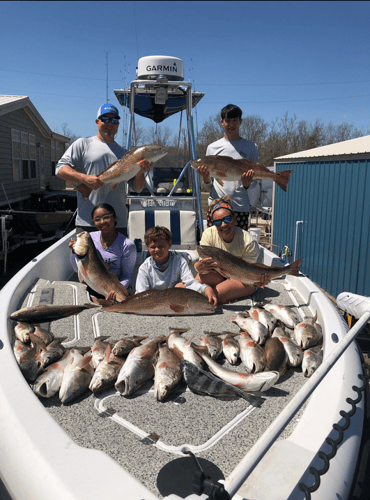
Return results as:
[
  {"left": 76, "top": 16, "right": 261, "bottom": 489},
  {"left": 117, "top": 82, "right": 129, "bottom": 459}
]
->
[{"left": 56, "top": 103, "right": 151, "bottom": 235}]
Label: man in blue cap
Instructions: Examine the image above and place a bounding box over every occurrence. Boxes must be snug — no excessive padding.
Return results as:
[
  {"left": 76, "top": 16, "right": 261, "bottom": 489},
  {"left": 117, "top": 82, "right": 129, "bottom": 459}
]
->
[{"left": 56, "top": 103, "right": 151, "bottom": 235}]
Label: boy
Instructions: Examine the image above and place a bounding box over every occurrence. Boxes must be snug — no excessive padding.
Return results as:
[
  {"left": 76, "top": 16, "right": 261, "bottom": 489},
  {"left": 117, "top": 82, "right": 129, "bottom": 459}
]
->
[
  {"left": 196, "top": 103, "right": 258, "bottom": 230},
  {"left": 135, "top": 226, "right": 217, "bottom": 305}
]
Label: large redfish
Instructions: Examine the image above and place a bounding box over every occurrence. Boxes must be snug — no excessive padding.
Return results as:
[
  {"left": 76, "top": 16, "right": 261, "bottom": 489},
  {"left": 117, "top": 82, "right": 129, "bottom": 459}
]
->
[
  {"left": 191, "top": 155, "right": 293, "bottom": 191},
  {"left": 197, "top": 245, "right": 303, "bottom": 288},
  {"left": 76, "top": 144, "right": 168, "bottom": 199}
]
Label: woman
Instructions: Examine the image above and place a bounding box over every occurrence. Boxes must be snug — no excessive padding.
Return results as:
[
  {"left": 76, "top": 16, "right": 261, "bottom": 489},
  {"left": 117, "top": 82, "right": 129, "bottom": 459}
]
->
[
  {"left": 195, "top": 195, "right": 269, "bottom": 304},
  {"left": 69, "top": 203, "right": 137, "bottom": 301}
]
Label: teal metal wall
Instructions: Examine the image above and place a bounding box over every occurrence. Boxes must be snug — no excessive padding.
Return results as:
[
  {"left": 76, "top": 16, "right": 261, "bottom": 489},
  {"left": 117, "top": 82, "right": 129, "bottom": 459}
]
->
[{"left": 273, "top": 159, "right": 370, "bottom": 298}]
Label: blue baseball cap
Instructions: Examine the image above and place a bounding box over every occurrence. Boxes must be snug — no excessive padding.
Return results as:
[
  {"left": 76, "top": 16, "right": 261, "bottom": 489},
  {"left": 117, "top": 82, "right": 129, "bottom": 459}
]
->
[{"left": 97, "top": 103, "right": 120, "bottom": 119}]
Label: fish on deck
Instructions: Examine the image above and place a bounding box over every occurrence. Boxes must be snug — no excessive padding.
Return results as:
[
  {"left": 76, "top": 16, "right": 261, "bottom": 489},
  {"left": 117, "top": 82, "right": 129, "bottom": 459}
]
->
[
  {"left": 190, "top": 155, "right": 293, "bottom": 191},
  {"left": 10, "top": 304, "right": 99, "bottom": 324},
  {"left": 101, "top": 288, "right": 217, "bottom": 316}
]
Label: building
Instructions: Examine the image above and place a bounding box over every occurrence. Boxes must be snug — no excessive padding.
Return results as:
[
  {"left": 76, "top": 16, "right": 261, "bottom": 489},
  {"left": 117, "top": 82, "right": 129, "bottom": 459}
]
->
[
  {"left": 273, "top": 135, "right": 370, "bottom": 298},
  {"left": 0, "top": 95, "right": 69, "bottom": 209}
]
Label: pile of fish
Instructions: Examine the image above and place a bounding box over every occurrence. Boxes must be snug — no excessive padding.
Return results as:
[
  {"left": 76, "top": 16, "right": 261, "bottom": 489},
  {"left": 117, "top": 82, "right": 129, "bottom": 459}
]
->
[{"left": 229, "top": 303, "right": 324, "bottom": 379}]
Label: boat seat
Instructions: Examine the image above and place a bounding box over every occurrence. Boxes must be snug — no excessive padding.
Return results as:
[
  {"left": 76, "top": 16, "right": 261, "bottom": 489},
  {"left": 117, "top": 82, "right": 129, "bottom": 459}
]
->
[{"left": 128, "top": 208, "right": 197, "bottom": 251}]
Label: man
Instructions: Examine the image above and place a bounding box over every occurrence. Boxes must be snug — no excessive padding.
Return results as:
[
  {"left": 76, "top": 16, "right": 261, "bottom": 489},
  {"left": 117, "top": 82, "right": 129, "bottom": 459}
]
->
[
  {"left": 56, "top": 103, "right": 151, "bottom": 235},
  {"left": 197, "top": 104, "right": 258, "bottom": 230}
]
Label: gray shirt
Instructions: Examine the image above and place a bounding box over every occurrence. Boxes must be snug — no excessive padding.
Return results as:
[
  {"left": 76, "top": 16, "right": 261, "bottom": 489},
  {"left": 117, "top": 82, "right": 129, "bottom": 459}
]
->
[
  {"left": 56, "top": 136, "right": 138, "bottom": 228},
  {"left": 204, "top": 137, "right": 259, "bottom": 212}
]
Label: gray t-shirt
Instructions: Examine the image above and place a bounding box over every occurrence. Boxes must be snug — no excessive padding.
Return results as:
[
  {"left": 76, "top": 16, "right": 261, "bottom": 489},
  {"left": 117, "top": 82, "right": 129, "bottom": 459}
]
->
[
  {"left": 56, "top": 136, "right": 137, "bottom": 228},
  {"left": 204, "top": 137, "right": 259, "bottom": 212}
]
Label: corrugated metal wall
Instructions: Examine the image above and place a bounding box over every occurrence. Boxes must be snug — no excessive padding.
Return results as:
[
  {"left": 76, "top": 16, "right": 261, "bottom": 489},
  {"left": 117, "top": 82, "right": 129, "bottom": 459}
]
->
[{"left": 273, "top": 159, "right": 370, "bottom": 298}]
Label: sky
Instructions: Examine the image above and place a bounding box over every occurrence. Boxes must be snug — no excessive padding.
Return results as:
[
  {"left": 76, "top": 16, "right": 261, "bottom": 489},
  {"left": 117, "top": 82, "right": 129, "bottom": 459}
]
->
[{"left": 2, "top": 1, "right": 370, "bottom": 146}]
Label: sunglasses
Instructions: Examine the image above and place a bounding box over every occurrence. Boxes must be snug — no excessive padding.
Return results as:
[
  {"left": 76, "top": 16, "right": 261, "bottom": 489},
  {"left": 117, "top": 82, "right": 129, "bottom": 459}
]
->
[
  {"left": 93, "top": 214, "right": 113, "bottom": 223},
  {"left": 100, "top": 116, "right": 120, "bottom": 124},
  {"left": 213, "top": 215, "right": 234, "bottom": 227}
]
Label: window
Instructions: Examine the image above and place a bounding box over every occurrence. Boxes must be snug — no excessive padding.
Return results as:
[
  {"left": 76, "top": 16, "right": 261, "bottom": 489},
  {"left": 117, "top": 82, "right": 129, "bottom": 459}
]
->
[{"left": 11, "top": 129, "right": 21, "bottom": 180}]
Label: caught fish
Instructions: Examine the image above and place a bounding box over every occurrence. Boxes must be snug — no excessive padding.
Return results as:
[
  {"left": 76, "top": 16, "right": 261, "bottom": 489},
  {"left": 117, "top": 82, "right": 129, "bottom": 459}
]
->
[
  {"left": 13, "top": 339, "right": 33, "bottom": 363},
  {"left": 111, "top": 336, "right": 148, "bottom": 357},
  {"left": 32, "top": 324, "right": 55, "bottom": 345},
  {"left": 197, "top": 245, "right": 302, "bottom": 288},
  {"left": 247, "top": 307, "right": 277, "bottom": 334},
  {"left": 190, "top": 155, "right": 293, "bottom": 191},
  {"left": 10, "top": 303, "right": 99, "bottom": 324},
  {"left": 302, "top": 345, "right": 323, "bottom": 377},
  {"left": 167, "top": 328, "right": 203, "bottom": 369},
  {"left": 76, "top": 144, "right": 168, "bottom": 200},
  {"left": 264, "top": 337, "right": 287, "bottom": 377},
  {"left": 18, "top": 333, "right": 44, "bottom": 382},
  {"left": 154, "top": 341, "right": 182, "bottom": 401},
  {"left": 181, "top": 358, "right": 269, "bottom": 404},
  {"left": 238, "top": 331, "right": 266, "bottom": 373},
  {"left": 91, "top": 336, "right": 110, "bottom": 369},
  {"left": 59, "top": 353, "right": 94, "bottom": 404},
  {"left": 232, "top": 313, "right": 268, "bottom": 345},
  {"left": 263, "top": 303, "right": 300, "bottom": 329},
  {"left": 221, "top": 333, "right": 240, "bottom": 365},
  {"left": 89, "top": 344, "right": 125, "bottom": 393},
  {"left": 115, "top": 336, "right": 166, "bottom": 396},
  {"left": 272, "top": 328, "right": 303, "bottom": 367},
  {"left": 73, "top": 232, "right": 129, "bottom": 302},
  {"left": 293, "top": 321, "right": 323, "bottom": 349},
  {"left": 33, "top": 349, "right": 75, "bottom": 398},
  {"left": 199, "top": 332, "right": 223, "bottom": 359},
  {"left": 14, "top": 323, "right": 34, "bottom": 344},
  {"left": 101, "top": 288, "right": 216, "bottom": 316},
  {"left": 40, "top": 337, "right": 67, "bottom": 369}
]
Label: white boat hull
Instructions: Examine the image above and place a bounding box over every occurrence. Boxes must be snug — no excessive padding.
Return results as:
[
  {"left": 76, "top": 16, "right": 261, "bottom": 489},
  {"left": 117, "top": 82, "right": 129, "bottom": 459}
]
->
[{"left": 0, "top": 230, "right": 365, "bottom": 500}]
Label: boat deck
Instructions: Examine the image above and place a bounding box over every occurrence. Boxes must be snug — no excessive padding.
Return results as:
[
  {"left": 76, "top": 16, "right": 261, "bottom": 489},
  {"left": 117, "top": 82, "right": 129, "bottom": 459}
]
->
[{"left": 15, "top": 274, "right": 314, "bottom": 498}]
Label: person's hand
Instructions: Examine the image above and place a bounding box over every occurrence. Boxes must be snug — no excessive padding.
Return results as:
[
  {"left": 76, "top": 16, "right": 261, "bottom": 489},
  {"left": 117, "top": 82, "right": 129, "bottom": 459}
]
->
[
  {"left": 205, "top": 286, "right": 218, "bottom": 305},
  {"left": 253, "top": 272, "right": 270, "bottom": 288},
  {"left": 107, "top": 290, "right": 117, "bottom": 302},
  {"left": 83, "top": 174, "right": 105, "bottom": 190},
  {"left": 69, "top": 239, "right": 76, "bottom": 252},
  {"left": 197, "top": 165, "right": 211, "bottom": 184},
  {"left": 137, "top": 159, "right": 153, "bottom": 173},
  {"left": 241, "top": 169, "right": 254, "bottom": 188},
  {"left": 196, "top": 257, "right": 218, "bottom": 274}
]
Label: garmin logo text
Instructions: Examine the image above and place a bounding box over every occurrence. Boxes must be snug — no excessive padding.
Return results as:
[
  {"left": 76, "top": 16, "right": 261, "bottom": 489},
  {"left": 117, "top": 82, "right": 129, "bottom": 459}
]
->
[{"left": 146, "top": 65, "right": 178, "bottom": 73}]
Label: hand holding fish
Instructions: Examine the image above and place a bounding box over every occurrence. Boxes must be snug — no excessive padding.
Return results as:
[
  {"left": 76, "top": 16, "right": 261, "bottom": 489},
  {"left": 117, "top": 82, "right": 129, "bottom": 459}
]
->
[
  {"left": 196, "top": 165, "right": 211, "bottom": 184},
  {"left": 252, "top": 271, "right": 270, "bottom": 288},
  {"left": 82, "top": 174, "right": 105, "bottom": 190},
  {"left": 204, "top": 286, "right": 218, "bottom": 306},
  {"left": 241, "top": 169, "right": 254, "bottom": 188},
  {"left": 196, "top": 257, "right": 218, "bottom": 274}
]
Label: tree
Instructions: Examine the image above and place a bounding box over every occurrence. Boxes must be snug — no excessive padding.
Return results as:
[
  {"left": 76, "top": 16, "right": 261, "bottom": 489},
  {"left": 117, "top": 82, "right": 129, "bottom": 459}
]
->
[{"left": 60, "top": 123, "right": 80, "bottom": 145}]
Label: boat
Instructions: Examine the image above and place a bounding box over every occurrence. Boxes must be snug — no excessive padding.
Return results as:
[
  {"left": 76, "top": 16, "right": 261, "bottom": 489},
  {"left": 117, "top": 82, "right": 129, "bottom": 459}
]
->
[{"left": 0, "top": 56, "right": 369, "bottom": 500}]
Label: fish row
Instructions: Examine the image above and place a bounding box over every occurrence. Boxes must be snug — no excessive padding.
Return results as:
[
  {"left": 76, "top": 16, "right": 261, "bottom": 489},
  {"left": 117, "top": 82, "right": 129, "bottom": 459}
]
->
[{"left": 14, "top": 325, "right": 279, "bottom": 406}]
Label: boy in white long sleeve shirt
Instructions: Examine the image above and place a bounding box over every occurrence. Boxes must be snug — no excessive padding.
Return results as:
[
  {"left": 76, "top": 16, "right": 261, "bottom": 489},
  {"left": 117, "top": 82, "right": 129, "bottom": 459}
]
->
[{"left": 135, "top": 226, "right": 217, "bottom": 305}]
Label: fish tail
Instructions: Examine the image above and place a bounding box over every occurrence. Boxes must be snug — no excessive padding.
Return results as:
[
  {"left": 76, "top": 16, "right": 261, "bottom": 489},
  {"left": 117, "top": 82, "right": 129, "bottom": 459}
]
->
[
  {"left": 274, "top": 169, "right": 293, "bottom": 192},
  {"left": 287, "top": 257, "right": 303, "bottom": 277},
  {"left": 76, "top": 183, "right": 93, "bottom": 200}
]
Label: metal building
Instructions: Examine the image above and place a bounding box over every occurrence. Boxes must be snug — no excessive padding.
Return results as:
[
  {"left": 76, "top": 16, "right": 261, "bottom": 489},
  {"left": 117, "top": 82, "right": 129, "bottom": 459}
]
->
[{"left": 272, "top": 135, "right": 370, "bottom": 298}]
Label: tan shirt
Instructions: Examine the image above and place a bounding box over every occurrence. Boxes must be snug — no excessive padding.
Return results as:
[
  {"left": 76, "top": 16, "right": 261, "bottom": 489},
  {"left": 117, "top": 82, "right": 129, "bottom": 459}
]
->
[{"left": 199, "top": 226, "right": 260, "bottom": 263}]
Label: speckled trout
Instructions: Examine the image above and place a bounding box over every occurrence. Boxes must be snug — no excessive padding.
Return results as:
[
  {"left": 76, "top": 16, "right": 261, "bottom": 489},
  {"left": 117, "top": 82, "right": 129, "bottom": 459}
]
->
[
  {"left": 197, "top": 245, "right": 303, "bottom": 288},
  {"left": 76, "top": 144, "right": 168, "bottom": 199},
  {"left": 191, "top": 155, "right": 293, "bottom": 191},
  {"left": 73, "top": 231, "right": 129, "bottom": 302}
]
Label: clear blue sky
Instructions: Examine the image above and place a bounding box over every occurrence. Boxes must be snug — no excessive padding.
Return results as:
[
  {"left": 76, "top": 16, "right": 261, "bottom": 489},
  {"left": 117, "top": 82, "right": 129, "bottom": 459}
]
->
[{"left": 2, "top": 1, "right": 369, "bottom": 145}]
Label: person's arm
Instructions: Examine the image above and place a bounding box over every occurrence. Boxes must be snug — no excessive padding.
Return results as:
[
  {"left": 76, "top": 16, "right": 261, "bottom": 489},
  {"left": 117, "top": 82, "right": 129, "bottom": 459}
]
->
[
  {"left": 132, "top": 160, "right": 154, "bottom": 191},
  {"left": 57, "top": 164, "right": 104, "bottom": 190},
  {"left": 119, "top": 242, "right": 137, "bottom": 289},
  {"left": 134, "top": 261, "right": 151, "bottom": 293}
]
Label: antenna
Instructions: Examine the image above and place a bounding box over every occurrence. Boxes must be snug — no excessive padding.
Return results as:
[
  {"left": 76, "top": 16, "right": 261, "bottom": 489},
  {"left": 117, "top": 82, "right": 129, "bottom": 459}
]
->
[{"left": 106, "top": 52, "right": 109, "bottom": 102}]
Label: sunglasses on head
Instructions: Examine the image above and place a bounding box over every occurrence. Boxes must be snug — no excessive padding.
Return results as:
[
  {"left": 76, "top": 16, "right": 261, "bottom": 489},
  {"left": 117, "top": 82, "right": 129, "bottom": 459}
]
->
[
  {"left": 100, "top": 116, "right": 120, "bottom": 124},
  {"left": 213, "top": 215, "right": 234, "bottom": 227}
]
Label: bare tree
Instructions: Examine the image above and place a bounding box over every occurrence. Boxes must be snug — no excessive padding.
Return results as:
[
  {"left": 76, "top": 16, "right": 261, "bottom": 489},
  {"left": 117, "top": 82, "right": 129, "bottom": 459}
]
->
[
  {"left": 60, "top": 122, "right": 80, "bottom": 145},
  {"left": 145, "top": 125, "right": 173, "bottom": 147}
]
